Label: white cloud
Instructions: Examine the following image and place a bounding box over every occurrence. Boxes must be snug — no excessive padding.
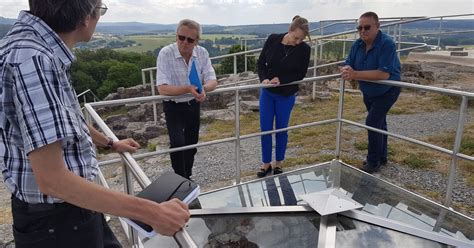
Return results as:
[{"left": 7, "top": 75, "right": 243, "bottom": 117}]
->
[{"left": 1, "top": 0, "right": 472, "bottom": 25}]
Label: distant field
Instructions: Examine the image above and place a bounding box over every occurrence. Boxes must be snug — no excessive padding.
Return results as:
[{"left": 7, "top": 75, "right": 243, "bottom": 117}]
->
[{"left": 115, "top": 34, "right": 257, "bottom": 53}]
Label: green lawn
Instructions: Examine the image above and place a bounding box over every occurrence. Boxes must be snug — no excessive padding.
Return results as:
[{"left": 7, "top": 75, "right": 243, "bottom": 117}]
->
[{"left": 114, "top": 34, "right": 257, "bottom": 53}]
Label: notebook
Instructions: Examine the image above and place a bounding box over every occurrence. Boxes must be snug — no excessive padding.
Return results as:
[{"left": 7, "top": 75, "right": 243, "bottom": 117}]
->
[
  {"left": 189, "top": 60, "right": 203, "bottom": 93},
  {"left": 123, "top": 172, "right": 200, "bottom": 238}
]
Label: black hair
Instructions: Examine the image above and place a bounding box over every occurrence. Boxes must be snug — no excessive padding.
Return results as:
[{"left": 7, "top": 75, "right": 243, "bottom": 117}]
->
[
  {"left": 360, "top": 11, "right": 379, "bottom": 23},
  {"left": 29, "top": 0, "right": 100, "bottom": 33}
]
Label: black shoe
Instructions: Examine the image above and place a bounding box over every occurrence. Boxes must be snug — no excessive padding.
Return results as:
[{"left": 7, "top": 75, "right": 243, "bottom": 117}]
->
[
  {"left": 363, "top": 160, "right": 387, "bottom": 166},
  {"left": 361, "top": 163, "right": 381, "bottom": 174},
  {"left": 257, "top": 166, "right": 272, "bottom": 178},
  {"left": 273, "top": 167, "right": 283, "bottom": 175}
]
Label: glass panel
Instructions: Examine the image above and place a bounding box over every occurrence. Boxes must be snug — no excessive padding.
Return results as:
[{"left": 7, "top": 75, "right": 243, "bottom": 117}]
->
[
  {"left": 145, "top": 213, "right": 320, "bottom": 248},
  {"left": 193, "top": 162, "right": 473, "bottom": 243},
  {"left": 336, "top": 215, "right": 448, "bottom": 248},
  {"left": 198, "top": 163, "right": 332, "bottom": 208},
  {"left": 339, "top": 165, "right": 474, "bottom": 243}
]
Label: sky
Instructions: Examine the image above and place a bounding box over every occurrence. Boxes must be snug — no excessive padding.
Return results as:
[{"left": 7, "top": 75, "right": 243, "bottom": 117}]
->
[{"left": 0, "top": 0, "right": 473, "bottom": 26}]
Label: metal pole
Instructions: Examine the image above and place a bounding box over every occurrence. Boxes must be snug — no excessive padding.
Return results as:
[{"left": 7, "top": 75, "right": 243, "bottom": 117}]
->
[
  {"left": 444, "top": 96, "right": 468, "bottom": 207},
  {"left": 150, "top": 70, "right": 158, "bottom": 125},
  {"left": 397, "top": 23, "right": 402, "bottom": 58},
  {"left": 233, "top": 55, "right": 237, "bottom": 75},
  {"left": 122, "top": 161, "right": 140, "bottom": 246},
  {"left": 335, "top": 79, "right": 345, "bottom": 159},
  {"left": 319, "top": 22, "right": 324, "bottom": 60},
  {"left": 437, "top": 17, "right": 443, "bottom": 50},
  {"left": 312, "top": 40, "right": 319, "bottom": 100},
  {"left": 234, "top": 90, "right": 241, "bottom": 184},
  {"left": 174, "top": 230, "right": 198, "bottom": 248},
  {"left": 244, "top": 40, "right": 248, "bottom": 72},
  {"left": 342, "top": 41, "right": 346, "bottom": 59},
  {"left": 141, "top": 70, "right": 146, "bottom": 86}
]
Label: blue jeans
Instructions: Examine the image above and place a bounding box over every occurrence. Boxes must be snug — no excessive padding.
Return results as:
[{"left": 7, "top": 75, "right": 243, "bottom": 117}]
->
[
  {"left": 259, "top": 89, "right": 296, "bottom": 164},
  {"left": 363, "top": 87, "right": 401, "bottom": 167}
]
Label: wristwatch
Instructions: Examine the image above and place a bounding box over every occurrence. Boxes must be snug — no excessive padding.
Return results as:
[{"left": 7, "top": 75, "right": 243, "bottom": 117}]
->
[{"left": 105, "top": 138, "right": 114, "bottom": 150}]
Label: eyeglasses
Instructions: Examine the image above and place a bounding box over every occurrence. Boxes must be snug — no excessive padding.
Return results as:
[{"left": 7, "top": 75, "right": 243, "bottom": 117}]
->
[
  {"left": 177, "top": 35, "right": 196, "bottom": 44},
  {"left": 96, "top": 3, "right": 108, "bottom": 16},
  {"left": 357, "top": 25, "right": 371, "bottom": 31}
]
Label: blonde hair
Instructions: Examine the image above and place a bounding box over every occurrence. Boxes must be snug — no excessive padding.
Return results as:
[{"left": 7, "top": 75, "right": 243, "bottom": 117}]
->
[{"left": 290, "top": 15, "right": 311, "bottom": 41}]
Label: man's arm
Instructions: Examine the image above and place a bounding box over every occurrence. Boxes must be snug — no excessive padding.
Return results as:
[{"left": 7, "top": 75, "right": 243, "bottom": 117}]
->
[
  {"left": 28, "top": 141, "right": 190, "bottom": 236},
  {"left": 203, "top": 79, "right": 217, "bottom": 92},
  {"left": 157, "top": 84, "right": 198, "bottom": 97},
  {"left": 88, "top": 125, "right": 140, "bottom": 152},
  {"left": 340, "top": 66, "right": 390, "bottom": 81}
]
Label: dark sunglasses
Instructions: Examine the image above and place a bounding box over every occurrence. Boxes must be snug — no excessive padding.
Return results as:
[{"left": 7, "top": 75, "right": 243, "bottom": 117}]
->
[
  {"left": 177, "top": 35, "right": 196, "bottom": 43},
  {"left": 357, "top": 25, "right": 371, "bottom": 31},
  {"left": 96, "top": 3, "right": 107, "bottom": 16}
]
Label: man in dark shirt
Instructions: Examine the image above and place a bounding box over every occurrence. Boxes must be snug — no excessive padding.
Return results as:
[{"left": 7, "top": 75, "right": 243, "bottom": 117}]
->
[
  {"left": 0, "top": 1, "right": 189, "bottom": 247},
  {"left": 341, "top": 11, "right": 401, "bottom": 173}
]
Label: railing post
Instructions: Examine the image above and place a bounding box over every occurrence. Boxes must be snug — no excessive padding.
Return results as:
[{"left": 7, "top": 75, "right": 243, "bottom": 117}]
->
[
  {"left": 312, "top": 40, "right": 319, "bottom": 100},
  {"left": 141, "top": 70, "right": 146, "bottom": 87},
  {"left": 319, "top": 23, "right": 324, "bottom": 60},
  {"left": 444, "top": 96, "right": 468, "bottom": 207},
  {"left": 397, "top": 23, "right": 402, "bottom": 58},
  {"left": 150, "top": 70, "right": 158, "bottom": 125},
  {"left": 335, "top": 79, "right": 345, "bottom": 159},
  {"left": 437, "top": 17, "right": 443, "bottom": 50},
  {"left": 233, "top": 55, "right": 237, "bottom": 75},
  {"left": 342, "top": 41, "right": 346, "bottom": 59},
  {"left": 122, "top": 161, "right": 140, "bottom": 246},
  {"left": 234, "top": 90, "right": 241, "bottom": 184},
  {"left": 244, "top": 40, "right": 248, "bottom": 72}
]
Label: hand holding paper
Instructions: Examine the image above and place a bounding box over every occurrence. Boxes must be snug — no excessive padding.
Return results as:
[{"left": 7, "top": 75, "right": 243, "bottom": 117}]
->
[{"left": 122, "top": 172, "right": 200, "bottom": 238}]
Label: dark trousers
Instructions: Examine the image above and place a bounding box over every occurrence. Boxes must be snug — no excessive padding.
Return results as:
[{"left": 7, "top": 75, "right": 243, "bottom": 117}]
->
[
  {"left": 363, "top": 87, "right": 401, "bottom": 167},
  {"left": 11, "top": 196, "right": 121, "bottom": 248},
  {"left": 163, "top": 99, "right": 200, "bottom": 179}
]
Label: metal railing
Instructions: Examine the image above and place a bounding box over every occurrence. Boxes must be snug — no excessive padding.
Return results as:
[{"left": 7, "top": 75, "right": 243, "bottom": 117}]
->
[
  {"left": 140, "top": 13, "right": 473, "bottom": 125},
  {"left": 85, "top": 72, "right": 473, "bottom": 247},
  {"left": 77, "top": 89, "right": 100, "bottom": 105}
]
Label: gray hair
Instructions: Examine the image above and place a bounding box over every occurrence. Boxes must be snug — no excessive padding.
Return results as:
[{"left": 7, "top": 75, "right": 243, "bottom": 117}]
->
[{"left": 176, "top": 19, "right": 202, "bottom": 40}]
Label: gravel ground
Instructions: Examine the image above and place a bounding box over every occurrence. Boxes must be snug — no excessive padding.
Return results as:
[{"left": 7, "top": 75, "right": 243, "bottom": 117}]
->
[{"left": 1, "top": 106, "right": 473, "bottom": 247}]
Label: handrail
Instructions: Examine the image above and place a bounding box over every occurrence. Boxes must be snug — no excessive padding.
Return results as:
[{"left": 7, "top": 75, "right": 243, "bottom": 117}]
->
[
  {"left": 77, "top": 88, "right": 101, "bottom": 104},
  {"left": 86, "top": 73, "right": 473, "bottom": 246}
]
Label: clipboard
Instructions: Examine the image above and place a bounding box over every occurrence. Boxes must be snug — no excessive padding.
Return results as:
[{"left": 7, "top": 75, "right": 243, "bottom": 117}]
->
[{"left": 122, "top": 172, "right": 200, "bottom": 238}]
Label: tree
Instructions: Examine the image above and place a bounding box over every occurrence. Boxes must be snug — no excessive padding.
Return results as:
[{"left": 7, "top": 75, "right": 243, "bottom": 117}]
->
[
  {"left": 97, "top": 62, "right": 141, "bottom": 98},
  {"left": 217, "top": 45, "right": 256, "bottom": 74}
]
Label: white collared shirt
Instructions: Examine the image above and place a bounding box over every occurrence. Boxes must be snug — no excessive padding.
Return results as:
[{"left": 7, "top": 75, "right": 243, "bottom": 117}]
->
[{"left": 156, "top": 43, "right": 216, "bottom": 102}]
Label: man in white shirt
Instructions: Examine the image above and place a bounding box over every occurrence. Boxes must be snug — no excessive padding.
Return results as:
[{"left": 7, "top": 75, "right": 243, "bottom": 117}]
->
[{"left": 156, "top": 19, "right": 217, "bottom": 179}]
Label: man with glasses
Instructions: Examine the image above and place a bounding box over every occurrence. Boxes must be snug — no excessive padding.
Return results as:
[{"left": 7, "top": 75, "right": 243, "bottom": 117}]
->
[
  {"left": 341, "top": 11, "right": 401, "bottom": 174},
  {"left": 0, "top": 1, "right": 190, "bottom": 247},
  {"left": 156, "top": 19, "right": 217, "bottom": 180}
]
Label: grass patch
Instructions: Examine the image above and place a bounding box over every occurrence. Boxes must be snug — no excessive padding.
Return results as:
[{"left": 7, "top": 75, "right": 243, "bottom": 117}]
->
[
  {"left": 115, "top": 34, "right": 257, "bottom": 53},
  {"left": 402, "top": 154, "right": 432, "bottom": 169},
  {"left": 354, "top": 141, "right": 368, "bottom": 150},
  {"left": 432, "top": 95, "right": 460, "bottom": 109},
  {"left": 147, "top": 143, "right": 157, "bottom": 152},
  {"left": 459, "top": 160, "right": 474, "bottom": 187}
]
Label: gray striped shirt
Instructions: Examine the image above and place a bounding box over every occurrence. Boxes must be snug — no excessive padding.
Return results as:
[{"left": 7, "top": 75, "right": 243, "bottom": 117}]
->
[{"left": 0, "top": 11, "right": 98, "bottom": 203}]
